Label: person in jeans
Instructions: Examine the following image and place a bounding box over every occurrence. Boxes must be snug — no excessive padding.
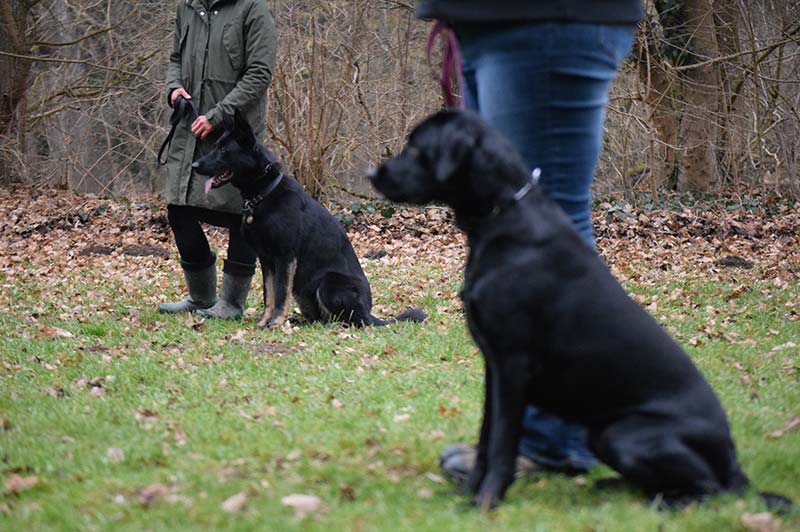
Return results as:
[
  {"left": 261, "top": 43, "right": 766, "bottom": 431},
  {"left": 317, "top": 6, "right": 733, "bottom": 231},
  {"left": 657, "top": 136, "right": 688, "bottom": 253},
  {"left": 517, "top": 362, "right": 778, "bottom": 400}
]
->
[
  {"left": 159, "top": 0, "right": 277, "bottom": 319},
  {"left": 415, "top": 0, "right": 643, "bottom": 479}
]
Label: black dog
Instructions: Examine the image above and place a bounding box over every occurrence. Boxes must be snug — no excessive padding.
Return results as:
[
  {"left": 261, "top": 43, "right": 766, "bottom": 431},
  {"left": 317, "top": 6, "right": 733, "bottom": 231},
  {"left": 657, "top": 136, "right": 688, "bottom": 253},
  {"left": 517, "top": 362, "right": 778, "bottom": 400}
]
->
[
  {"left": 192, "top": 110, "right": 426, "bottom": 329},
  {"left": 370, "top": 110, "right": 792, "bottom": 510}
]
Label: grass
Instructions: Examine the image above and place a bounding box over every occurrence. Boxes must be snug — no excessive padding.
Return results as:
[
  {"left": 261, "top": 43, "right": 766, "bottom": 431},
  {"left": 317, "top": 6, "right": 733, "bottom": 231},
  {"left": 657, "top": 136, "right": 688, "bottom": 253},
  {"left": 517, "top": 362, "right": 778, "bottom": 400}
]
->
[{"left": 1, "top": 254, "right": 798, "bottom": 531}]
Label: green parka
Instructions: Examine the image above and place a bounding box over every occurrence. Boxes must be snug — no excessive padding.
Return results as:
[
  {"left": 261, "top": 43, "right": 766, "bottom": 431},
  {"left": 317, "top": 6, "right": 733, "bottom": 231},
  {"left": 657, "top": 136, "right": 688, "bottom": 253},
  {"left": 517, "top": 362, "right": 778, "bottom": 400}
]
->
[{"left": 164, "top": 0, "right": 277, "bottom": 214}]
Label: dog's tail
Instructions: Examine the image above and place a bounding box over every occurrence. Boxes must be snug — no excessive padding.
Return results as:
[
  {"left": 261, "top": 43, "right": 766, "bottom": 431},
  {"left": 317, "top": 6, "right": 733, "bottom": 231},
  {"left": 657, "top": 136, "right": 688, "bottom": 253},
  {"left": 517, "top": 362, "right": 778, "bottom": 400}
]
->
[
  {"left": 730, "top": 468, "right": 794, "bottom": 512},
  {"left": 758, "top": 492, "right": 795, "bottom": 513},
  {"left": 369, "top": 307, "right": 427, "bottom": 326}
]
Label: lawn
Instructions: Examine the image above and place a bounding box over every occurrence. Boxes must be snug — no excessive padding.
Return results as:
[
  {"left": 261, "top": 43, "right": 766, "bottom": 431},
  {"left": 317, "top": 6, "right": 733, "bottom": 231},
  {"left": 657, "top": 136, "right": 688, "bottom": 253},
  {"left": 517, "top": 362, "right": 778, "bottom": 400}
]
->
[{"left": 1, "top": 188, "right": 798, "bottom": 531}]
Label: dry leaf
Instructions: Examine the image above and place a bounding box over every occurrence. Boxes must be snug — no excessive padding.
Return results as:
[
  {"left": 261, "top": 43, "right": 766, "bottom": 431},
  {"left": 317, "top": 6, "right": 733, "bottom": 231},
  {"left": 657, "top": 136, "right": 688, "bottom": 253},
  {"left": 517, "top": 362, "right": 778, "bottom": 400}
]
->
[
  {"left": 339, "top": 483, "right": 355, "bottom": 501},
  {"left": 221, "top": 492, "right": 248, "bottom": 513},
  {"left": 769, "top": 416, "right": 800, "bottom": 439},
  {"left": 741, "top": 512, "right": 781, "bottom": 532},
  {"left": 417, "top": 487, "right": 433, "bottom": 498},
  {"left": 4, "top": 474, "right": 39, "bottom": 493},
  {"left": 139, "top": 483, "right": 168, "bottom": 506},
  {"left": 38, "top": 325, "right": 74, "bottom": 339},
  {"left": 281, "top": 493, "right": 327, "bottom": 518},
  {"left": 230, "top": 329, "right": 247, "bottom": 341},
  {"left": 106, "top": 447, "right": 125, "bottom": 464}
]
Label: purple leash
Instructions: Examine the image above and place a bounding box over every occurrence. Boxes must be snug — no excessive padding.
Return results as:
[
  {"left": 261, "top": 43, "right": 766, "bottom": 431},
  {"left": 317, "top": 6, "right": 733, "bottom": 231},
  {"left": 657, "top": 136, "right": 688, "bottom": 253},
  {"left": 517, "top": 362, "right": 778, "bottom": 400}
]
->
[{"left": 426, "top": 21, "right": 466, "bottom": 109}]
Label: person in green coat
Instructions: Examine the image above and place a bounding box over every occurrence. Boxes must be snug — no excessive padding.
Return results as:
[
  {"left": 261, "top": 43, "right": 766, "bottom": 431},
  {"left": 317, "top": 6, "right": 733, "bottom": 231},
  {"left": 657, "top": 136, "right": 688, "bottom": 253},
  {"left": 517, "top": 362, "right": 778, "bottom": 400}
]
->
[{"left": 159, "top": 0, "right": 277, "bottom": 319}]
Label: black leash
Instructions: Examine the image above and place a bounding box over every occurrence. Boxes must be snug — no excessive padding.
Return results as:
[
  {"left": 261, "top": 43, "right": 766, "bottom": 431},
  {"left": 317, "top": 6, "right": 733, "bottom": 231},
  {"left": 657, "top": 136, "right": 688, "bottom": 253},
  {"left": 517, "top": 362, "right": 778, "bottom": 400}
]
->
[{"left": 157, "top": 95, "right": 199, "bottom": 165}]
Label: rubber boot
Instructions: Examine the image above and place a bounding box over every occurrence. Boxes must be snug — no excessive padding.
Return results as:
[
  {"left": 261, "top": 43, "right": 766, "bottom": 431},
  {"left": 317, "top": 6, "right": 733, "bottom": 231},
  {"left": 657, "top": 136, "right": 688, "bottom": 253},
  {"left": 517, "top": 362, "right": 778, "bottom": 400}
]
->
[
  {"left": 158, "top": 255, "right": 218, "bottom": 314},
  {"left": 196, "top": 259, "right": 254, "bottom": 319}
]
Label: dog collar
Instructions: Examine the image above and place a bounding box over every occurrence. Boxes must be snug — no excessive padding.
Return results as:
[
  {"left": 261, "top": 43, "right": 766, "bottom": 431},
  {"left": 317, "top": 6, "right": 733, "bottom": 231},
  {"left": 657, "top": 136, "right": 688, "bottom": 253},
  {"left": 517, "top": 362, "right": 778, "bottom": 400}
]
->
[
  {"left": 490, "top": 168, "right": 541, "bottom": 217},
  {"left": 242, "top": 164, "right": 283, "bottom": 224}
]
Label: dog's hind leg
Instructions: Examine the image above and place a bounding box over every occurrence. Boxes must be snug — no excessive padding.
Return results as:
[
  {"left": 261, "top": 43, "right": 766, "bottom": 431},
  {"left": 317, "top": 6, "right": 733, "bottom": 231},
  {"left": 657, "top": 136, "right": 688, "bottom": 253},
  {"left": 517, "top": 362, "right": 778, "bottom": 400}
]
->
[
  {"left": 592, "top": 418, "right": 725, "bottom": 506},
  {"left": 261, "top": 258, "right": 296, "bottom": 329},
  {"left": 316, "top": 272, "right": 373, "bottom": 326},
  {"left": 257, "top": 258, "right": 275, "bottom": 328}
]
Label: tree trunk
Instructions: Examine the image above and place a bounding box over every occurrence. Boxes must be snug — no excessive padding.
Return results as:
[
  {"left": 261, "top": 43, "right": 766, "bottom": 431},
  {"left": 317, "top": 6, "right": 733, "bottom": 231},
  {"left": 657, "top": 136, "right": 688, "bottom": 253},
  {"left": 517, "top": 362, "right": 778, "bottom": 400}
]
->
[
  {"left": 676, "top": 0, "right": 721, "bottom": 192},
  {"left": 636, "top": 21, "right": 681, "bottom": 189},
  {"left": 0, "top": 0, "right": 33, "bottom": 180}
]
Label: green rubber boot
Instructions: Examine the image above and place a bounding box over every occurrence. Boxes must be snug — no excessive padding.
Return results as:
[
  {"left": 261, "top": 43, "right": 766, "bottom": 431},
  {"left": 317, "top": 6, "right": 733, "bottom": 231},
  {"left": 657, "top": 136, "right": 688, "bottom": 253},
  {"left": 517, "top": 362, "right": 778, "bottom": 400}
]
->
[
  {"left": 196, "top": 259, "right": 254, "bottom": 319},
  {"left": 158, "top": 255, "right": 218, "bottom": 314}
]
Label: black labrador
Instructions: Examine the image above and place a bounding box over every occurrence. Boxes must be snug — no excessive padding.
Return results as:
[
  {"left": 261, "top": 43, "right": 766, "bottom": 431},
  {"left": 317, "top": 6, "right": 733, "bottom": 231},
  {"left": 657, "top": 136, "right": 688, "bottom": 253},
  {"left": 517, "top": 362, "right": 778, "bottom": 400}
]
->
[
  {"left": 192, "top": 110, "right": 426, "bottom": 329},
  {"left": 369, "top": 110, "right": 792, "bottom": 510}
]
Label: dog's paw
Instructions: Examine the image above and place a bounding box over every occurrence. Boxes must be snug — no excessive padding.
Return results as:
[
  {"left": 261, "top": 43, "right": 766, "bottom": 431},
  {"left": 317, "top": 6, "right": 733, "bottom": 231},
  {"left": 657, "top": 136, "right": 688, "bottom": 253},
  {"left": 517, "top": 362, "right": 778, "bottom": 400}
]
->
[
  {"left": 265, "top": 318, "right": 286, "bottom": 330},
  {"left": 470, "top": 489, "right": 501, "bottom": 512},
  {"left": 459, "top": 469, "right": 485, "bottom": 496}
]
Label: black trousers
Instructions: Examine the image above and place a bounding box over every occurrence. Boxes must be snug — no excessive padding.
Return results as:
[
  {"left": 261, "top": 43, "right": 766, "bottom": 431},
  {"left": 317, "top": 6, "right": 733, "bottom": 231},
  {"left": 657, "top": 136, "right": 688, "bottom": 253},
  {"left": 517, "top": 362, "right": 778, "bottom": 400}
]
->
[{"left": 167, "top": 204, "right": 256, "bottom": 276}]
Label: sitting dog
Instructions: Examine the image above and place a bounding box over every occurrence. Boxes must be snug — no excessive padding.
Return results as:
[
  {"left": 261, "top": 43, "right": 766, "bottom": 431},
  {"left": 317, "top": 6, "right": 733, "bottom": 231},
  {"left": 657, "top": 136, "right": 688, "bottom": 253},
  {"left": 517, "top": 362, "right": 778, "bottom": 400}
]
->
[
  {"left": 192, "top": 110, "right": 426, "bottom": 329},
  {"left": 370, "top": 110, "right": 792, "bottom": 510}
]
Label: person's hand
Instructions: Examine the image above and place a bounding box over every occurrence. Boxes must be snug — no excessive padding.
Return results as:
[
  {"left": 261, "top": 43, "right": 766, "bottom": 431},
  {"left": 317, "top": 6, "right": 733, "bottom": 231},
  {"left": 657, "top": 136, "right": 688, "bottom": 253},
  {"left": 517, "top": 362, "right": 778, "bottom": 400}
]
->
[
  {"left": 170, "top": 87, "right": 192, "bottom": 106},
  {"left": 191, "top": 115, "right": 213, "bottom": 139}
]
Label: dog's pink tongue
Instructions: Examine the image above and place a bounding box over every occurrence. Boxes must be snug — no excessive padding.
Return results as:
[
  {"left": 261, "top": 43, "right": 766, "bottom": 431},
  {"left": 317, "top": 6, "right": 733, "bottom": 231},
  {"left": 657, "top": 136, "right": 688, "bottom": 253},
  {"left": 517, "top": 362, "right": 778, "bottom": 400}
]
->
[{"left": 204, "top": 178, "right": 214, "bottom": 195}]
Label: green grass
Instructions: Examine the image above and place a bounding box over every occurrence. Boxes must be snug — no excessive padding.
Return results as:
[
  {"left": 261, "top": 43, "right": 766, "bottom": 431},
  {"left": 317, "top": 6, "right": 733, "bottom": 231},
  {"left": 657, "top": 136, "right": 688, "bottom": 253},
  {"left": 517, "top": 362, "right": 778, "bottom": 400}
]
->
[{"left": 1, "top": 257, "right": 798, "bottom": 531}]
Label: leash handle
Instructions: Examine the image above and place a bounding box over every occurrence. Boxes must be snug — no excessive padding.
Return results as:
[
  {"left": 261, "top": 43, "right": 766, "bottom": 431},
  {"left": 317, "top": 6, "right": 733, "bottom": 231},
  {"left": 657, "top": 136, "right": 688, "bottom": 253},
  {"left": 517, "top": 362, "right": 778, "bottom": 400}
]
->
[
  {"left": 426, "top": 21, "right": 466, "bottom": 110},
  {"left": 157, "top": 95, "right": 200, "bottom": 165}
]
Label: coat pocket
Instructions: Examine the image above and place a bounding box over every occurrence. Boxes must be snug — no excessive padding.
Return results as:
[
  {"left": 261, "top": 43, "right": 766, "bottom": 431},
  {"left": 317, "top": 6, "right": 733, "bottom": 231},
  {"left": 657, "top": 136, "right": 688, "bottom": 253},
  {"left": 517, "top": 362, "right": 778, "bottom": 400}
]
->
[{"left": 222, "top": 21, "right": 244, "bottom": 75}]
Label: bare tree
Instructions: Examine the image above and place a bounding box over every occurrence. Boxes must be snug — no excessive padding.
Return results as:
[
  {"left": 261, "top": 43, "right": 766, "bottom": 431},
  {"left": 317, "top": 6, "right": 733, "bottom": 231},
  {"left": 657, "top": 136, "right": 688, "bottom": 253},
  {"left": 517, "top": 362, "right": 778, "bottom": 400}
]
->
[{"left": 0, "top": 0, "right": 39, "bottom": 177}]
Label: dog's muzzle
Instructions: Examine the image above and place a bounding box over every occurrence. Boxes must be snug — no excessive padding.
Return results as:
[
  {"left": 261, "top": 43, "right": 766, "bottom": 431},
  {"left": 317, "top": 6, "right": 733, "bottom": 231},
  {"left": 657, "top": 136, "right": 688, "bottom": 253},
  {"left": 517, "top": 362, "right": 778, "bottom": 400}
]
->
[{"left": 201, "top": 170, "right": 233, "bottom": 194}]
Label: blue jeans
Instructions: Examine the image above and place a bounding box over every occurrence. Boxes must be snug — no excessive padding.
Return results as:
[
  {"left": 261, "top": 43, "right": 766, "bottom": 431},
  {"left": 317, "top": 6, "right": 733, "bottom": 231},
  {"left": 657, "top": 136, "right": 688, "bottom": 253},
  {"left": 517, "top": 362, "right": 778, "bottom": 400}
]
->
[{"left": 455, "top": 21, "right": 635, "bottom": 471}]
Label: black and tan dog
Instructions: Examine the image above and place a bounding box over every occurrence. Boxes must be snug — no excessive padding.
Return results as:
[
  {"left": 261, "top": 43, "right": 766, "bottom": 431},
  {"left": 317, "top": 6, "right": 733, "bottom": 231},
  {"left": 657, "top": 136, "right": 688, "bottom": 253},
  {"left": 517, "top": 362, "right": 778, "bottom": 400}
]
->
[
  {"left": 192, "top": 110, "right": 426, "bottom": 329},
  {"left": 370, "top": 110, "right": 792, "bottom": 510}
]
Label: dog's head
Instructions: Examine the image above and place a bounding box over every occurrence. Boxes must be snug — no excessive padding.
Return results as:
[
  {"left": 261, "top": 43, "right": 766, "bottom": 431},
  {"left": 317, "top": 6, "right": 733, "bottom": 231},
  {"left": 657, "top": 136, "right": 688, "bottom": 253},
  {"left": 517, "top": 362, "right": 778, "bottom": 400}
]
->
[
  {"left": 368, "top": 110, "right": 530, "bottom": 213},
  {"left": 192, "top": 109, "right": 280, "bottom": 194}
]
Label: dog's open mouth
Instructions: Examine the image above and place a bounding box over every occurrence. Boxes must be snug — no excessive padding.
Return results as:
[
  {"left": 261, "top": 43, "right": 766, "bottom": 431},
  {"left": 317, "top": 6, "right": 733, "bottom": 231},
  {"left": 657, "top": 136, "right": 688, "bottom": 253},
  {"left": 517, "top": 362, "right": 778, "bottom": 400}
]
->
[{"left": 204, "top": 170, "right": 233, "bottom": 194}]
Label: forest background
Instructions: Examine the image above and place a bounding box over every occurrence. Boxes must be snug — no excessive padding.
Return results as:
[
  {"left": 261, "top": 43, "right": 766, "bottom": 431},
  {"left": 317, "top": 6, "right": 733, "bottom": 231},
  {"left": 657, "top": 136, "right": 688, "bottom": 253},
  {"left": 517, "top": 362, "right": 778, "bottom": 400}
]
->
[{"left": 1, "top": 0, "right": 799, "bottom": 201}]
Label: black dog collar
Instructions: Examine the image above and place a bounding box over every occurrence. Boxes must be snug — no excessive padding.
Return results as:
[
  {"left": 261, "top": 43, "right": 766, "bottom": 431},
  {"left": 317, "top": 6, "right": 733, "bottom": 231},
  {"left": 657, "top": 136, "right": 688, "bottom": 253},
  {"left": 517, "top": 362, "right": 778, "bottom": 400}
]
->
[
  {"left": 490, "top": 168, "right": 541, "bottom": 217},
  {"left": 242, "top": 163, "right": 283, "bottom": 224}
]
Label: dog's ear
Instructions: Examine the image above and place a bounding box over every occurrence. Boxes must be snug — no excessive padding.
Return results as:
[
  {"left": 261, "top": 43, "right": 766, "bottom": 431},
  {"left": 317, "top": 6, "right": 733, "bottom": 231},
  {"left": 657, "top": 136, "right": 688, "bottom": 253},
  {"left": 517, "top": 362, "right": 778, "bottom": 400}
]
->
[
  {"left": 435, "top": 127, "right": 476, "bottom": 182},
  {"left": 232, "top": 108, "right": 256, "bottom": 148}
]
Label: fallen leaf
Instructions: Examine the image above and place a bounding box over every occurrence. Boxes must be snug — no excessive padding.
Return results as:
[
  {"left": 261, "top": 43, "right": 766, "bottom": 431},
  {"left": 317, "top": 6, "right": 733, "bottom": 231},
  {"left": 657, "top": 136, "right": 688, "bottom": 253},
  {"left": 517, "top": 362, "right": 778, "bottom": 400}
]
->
[
  {"left": 106, "top": 447, "right": 125, "bottom": 463},
  {"left": 38, "top": 325, "right": 74, "bottom": 339},
  {"left": 46, "top": 386, "right": 66, "bottom": 398},
  {"left": 230, "top": 329, "right": 247, "bottom": 341},
  {"left": 4, "top": 474, "right": 39, "bottom": 493},
  {"left": 769, "top": 416, "right": 800, "bottom": 439},
  {"left": 339, "top": 483, "right": 355, "bottom": 501},
  {"left": 221, "top": 491, "right": 248, "bottom": 513},
  {"left": 331, "top": 398, "right": 344, "bottom": 410},
  {"left": 139, "top": 483, "right": 168, "bottom": 506},
  {"left": 393, "top": 413, "right": 410, "bottom": 423},
  {"left": 425, "top": 472, "right": 445, "bottom": 484},
  {"left": 281, "top": 493, "right": 327, "bottom": 518},
  {"left": 741, "top": 512, "right": 781, "bottom": 532}
]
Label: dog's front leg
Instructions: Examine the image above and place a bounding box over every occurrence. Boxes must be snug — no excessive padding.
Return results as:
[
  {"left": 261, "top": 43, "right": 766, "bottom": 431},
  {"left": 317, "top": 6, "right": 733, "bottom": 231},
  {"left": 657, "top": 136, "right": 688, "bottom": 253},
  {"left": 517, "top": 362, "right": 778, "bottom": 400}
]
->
[
  {"left": 256, "top": 257, "right": 275, "bottom": 328},
  {"left": 472, "top": 356, "right": 527, "bottom": 510},
  {"left": 262, "top": 258, "right": 297, "bottom": 329},
  {"left": 461, "top": 359, "right": 492, "bottom": 496}
]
